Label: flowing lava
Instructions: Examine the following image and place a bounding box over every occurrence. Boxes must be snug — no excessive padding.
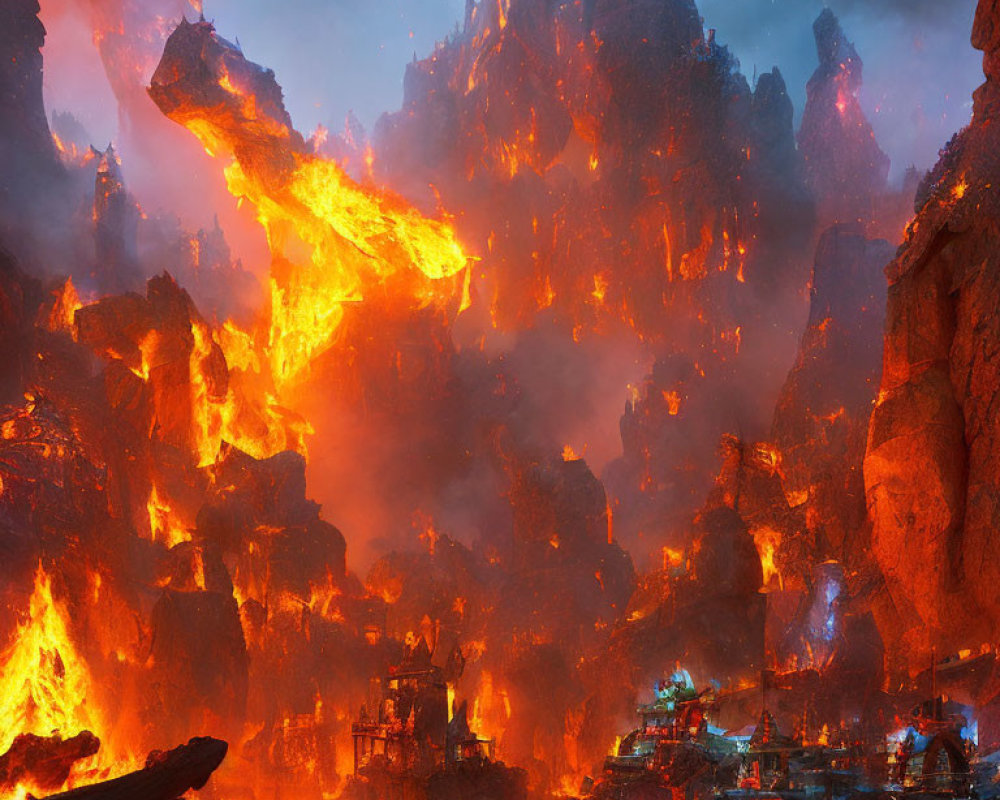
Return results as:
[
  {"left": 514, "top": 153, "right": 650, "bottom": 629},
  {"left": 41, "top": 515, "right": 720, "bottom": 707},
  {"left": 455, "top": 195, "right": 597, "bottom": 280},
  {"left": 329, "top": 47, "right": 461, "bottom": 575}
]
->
[
  {"left": 232, "top": 153, "right": 468, "bottom": 388},
  {"left": 149, "top": 19, "right": 468, "bottom": 390},
  {"left": 752, "top": 528, "right": 783, "bottom": 590}
]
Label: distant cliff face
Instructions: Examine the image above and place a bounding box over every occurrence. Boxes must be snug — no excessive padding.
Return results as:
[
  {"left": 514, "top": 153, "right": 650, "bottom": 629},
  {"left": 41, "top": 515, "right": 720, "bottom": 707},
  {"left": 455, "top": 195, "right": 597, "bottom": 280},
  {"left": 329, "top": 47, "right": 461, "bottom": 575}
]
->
[
  {"left": 772, "top": 224, "right": 891, "bottom": 570},
  {"left": 0, "top": 0, "right": 54, "bottom": 165},
  {"left": 0, "top": 0, "right": 62, "bottom": 237},
  {"left": 864, "top": 0, "right": 1000, "bottom": 667}
]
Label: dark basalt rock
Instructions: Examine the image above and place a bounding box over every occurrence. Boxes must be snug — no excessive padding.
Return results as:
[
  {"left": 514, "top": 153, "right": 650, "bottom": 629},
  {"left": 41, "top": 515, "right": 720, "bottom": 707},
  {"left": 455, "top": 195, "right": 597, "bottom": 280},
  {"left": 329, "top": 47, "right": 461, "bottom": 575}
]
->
[
  {"left": 772, "top": 224, "right": 892, "bottom": 566},
  {"left": 0, "top": 732, "right": 100, "bottom": 793},
  {"left": 39, "top": 737, "right": 228, "bottom": 800}
]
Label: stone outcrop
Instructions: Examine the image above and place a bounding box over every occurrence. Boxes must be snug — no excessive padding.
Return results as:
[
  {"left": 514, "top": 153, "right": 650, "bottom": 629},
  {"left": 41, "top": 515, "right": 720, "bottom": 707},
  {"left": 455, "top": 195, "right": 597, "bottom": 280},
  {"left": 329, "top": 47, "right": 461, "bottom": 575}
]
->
[
  {"left": 863, "top": 0, "right": 1000, "bottom": 670},
  {"left": 0, "top": 0, "right": 67, "bottom": 253},
  {"left": 0, "top": 0, "right": 56, "bottom": 172}
]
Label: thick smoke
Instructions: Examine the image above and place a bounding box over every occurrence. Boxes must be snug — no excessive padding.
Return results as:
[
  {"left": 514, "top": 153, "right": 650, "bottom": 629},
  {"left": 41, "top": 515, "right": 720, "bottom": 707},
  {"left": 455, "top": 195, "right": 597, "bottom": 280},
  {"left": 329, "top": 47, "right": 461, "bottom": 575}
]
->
[
  {"left": 38, "top": 0, "right": 270, "bottom": 297},
  {"left": 2, "top": 0, "right": 995, "bottom": 795}
]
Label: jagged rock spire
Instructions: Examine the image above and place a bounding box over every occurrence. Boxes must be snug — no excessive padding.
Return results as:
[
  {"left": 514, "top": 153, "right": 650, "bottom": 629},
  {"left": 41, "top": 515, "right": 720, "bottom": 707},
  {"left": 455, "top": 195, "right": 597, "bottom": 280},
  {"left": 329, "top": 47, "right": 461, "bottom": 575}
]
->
[{"left": 797, "top": 9, "right": 888, "bottom": 227}]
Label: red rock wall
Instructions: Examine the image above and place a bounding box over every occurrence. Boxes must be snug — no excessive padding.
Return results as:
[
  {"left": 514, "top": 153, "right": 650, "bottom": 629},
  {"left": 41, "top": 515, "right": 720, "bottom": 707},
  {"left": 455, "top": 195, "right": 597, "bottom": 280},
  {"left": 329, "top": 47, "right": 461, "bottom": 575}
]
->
[{"left": 864, "top": 0, "right": 1000, "bottom": 673}]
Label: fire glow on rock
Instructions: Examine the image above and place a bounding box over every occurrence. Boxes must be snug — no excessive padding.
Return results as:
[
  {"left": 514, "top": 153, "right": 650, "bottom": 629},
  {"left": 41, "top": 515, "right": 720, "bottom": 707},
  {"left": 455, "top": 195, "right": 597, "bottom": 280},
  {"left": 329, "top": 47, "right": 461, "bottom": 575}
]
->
[{"left": 0, "top": 0, "right": 997, "bottom": 798}]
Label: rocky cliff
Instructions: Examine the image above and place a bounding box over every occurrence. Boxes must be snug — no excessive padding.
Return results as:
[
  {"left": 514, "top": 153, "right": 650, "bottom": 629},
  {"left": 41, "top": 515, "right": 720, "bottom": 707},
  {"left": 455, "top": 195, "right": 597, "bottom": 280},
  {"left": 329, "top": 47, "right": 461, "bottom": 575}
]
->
[{"left": 864, "top": 0, "right": 1000, "bottom": 670}]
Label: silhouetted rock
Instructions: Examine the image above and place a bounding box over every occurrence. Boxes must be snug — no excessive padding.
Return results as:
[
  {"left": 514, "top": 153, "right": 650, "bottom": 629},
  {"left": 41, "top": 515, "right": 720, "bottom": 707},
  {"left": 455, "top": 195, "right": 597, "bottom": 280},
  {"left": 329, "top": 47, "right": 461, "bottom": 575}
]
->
[{"left": 798, "top": 10, "right": 889, "bottom": 228}]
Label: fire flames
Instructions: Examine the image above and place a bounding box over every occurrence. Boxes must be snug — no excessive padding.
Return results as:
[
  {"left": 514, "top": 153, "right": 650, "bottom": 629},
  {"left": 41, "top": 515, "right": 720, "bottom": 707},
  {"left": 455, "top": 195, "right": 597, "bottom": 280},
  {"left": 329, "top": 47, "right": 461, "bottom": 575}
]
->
[
  {"left": 752, "top": 528, "right": 783, "bottom": 590},
  {"left": 236, "top": 156, "right": 468, "bottom": 387},
  {"left": 0, "top": 568, "right": 134, "bottom": 799},
  {"left": 149, "top": 18, "right": 469, "bottom": 390},
  {"left": 0, "top": 568, "right": 100, "bottom": 756}
]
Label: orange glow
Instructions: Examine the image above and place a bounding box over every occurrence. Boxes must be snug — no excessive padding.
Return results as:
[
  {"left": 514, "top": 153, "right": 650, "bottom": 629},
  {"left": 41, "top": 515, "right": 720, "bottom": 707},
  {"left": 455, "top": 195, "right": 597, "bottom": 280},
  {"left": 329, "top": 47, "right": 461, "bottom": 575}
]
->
[
  {"left": 819, "top": 406, "right": 846, "bottom": 424},
  {"left": 222, "top": 156, "right": 469, "bottom": 388},
  {"left": 662, "top": 390, "right": 681, "bottom": 416},
  {"left": 308, "top": 571, "right": 344, "bottom": 622},
  {"left": 469, "top": 670, "right": 510, "bottom": 747},
  {"left": 755, "top": 443, "right": 781, "bottom": 473},
  {"left": 45, "top": 279, "right": 82, "bottom": 334},
  {"left": 752, "top": 528, "right": 783, "bottom": 590},
  {"left": 0, "top": 567, "right": 135, "bottom": 799},
  {"left": 193, "top": 549, "right": 207, "bottom": 591},
  {"left": 497, "top": 0, "right": 509, "bottom": 31},
  {"left": 146, "top": 484, "right": 190, "bottom": 547},
  {"left": 0, "top": 568, "right": 102, "bottom": 754},
  {"left": 167, "top": 46, "right": 470, "bottom": 391},
  {"left": 662, "top": 546, "right": 684, "bottom": 571},
  {"left": 121, "top": 330, "right": 159, "bottom": 383},
  {"left": 157, "top": 317, "right": 314, "bottom": 464},
  {"left": 216, "top": 321, "right": 259, "bottom": 373},
  {"left": 835, "top": 84, "right": 850, "bottom": 116},
  {"left": 459, "top": 264, "right": 473, "bottom": 313},
  {"left": 190, "top": 321, "right": 222, "bottom": 468},
  {"left": 416, "top": 512, "right": 440, "bottom": 555},
  {"left": 591, "top": 273, "right": 608, "bottom": 304},
  {"left": 785, "top": 488, "right": 809, "bottom": 508},
  {"left": 606, "top": 499, "right": 614, "bottom": 545},
  {"left": 537, "top": 273, "right": 556, "bottom": 309}
]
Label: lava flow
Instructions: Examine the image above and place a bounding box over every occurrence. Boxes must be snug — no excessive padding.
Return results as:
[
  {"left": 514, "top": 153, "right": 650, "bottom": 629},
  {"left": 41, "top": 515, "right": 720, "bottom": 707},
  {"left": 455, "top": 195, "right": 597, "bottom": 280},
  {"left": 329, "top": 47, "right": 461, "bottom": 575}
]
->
[{"left": 147, "top": 17, "right": 469, "bottom": 389}]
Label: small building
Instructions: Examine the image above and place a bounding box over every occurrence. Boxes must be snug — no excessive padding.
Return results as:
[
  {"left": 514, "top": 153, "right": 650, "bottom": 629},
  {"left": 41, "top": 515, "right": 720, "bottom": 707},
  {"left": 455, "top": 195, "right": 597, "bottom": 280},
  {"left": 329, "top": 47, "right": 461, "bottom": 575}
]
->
[
  {"left": 603, "top": 669, "right": 731, "bottom": 789},
  {"left": 742, "top": 710, "right": 800, "bottom": 791},
  {"left": 351, "top": 637, "right": 448, "bottom": 774},
  {"left": 891, "top": 697, "right": 974, "bottom": 793},
  {"left": 350, "top": 638, "right": 493, "bottom": 776},
  {"left": 446, "top": 700, "right": 496, "bottom": 764}
]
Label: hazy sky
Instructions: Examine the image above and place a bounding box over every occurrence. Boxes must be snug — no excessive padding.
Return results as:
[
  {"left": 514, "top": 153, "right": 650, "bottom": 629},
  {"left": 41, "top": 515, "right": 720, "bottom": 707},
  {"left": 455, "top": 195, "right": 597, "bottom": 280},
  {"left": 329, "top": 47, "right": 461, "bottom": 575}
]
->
[
  {"left": 698, "top": 0, "right": 981, "bottom": 179},
  {"left": 41, "top": 0, "right": 983, "bottom": 181},
  {"left": 204, "top": 0, "right": 982, "bottom": 179},
  {"left": 205, "top": 0, "right": 467, "bottom": 134}
]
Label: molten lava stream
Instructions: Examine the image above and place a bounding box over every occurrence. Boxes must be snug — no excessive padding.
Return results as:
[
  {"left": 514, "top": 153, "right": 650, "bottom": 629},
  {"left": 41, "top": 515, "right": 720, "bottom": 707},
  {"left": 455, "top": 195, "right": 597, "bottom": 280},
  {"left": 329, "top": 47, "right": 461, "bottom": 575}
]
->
[{"left": 149, "top": 18, "right": 470, "bottom": 395}]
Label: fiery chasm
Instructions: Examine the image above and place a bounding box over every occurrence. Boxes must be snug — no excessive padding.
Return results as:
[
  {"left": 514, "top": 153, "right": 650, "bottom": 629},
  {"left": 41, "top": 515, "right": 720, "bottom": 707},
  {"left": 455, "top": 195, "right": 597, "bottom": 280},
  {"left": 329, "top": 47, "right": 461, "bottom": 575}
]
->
[{"left": 0, "top": 0, "right": 999, "bottom": 799}]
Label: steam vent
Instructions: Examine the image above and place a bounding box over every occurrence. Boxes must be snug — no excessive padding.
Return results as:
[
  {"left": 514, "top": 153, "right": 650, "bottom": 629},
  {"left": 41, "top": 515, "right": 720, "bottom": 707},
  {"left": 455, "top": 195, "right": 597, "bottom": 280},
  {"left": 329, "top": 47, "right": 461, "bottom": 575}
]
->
[{"left": 0, "top": 0, "right": 999, "bottom": 798}]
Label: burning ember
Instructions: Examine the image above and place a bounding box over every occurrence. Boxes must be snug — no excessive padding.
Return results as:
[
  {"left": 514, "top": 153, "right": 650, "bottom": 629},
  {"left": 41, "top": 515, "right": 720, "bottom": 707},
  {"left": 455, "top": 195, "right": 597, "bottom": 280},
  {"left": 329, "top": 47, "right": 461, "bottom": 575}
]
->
[{"left": 0, "top": 0, "right": 997, "bottom": 799}]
